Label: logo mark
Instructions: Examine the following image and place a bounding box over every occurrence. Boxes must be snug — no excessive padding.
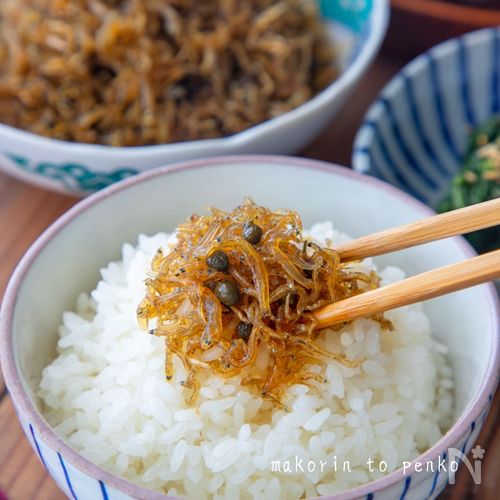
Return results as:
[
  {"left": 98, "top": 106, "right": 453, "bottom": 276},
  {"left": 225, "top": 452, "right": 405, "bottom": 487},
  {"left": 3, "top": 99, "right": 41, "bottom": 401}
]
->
[{"left": 448, "top": 446, "right": 484, "bottom": 485}]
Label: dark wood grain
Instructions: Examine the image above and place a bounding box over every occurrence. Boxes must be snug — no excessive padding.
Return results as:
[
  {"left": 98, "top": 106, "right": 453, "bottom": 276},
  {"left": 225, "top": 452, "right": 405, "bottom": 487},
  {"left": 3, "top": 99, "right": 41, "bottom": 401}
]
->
[
  {"left": 0, "top": 397, "right": 64, "bottom": 500},
  {"left": 0, "top": 178, "right": 75, "bottom": 397},
  {"left": 385, "top": 0, "right": 500, "bottom": 58},
  {"left": 0, "top": 52, "right": 497, "bottom": 500}
]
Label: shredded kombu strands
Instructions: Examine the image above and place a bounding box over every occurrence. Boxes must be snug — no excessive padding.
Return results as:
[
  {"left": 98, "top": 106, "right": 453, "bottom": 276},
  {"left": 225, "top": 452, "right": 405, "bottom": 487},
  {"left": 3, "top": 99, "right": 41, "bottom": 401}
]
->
[
  {"left": 0, "top": 0, "right": 337, "bottom": 146},
  {"left": 137, "top": 200, "right": 392, "bottom": 407}
]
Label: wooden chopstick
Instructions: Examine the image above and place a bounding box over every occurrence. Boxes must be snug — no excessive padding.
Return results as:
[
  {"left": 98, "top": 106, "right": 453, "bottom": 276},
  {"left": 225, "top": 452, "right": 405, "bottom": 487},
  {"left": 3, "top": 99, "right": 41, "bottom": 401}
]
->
[
  {"left": 313, "top": 249, "right": 500, "bottom": 329},
  {"left": 335, "top": 198, "right": 500, "bottom": 262}
]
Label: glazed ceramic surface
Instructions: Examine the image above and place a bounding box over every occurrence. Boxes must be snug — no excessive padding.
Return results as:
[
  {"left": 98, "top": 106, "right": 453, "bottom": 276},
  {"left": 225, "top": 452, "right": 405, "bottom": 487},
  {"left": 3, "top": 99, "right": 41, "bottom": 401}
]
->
[
  {"left": 1, "top": 156, "right": 498, "bottom": 500},
  {"left": 0, "top": 0, "right": 388, "bottom": 195},
  {"left": 353, "top": 27, "right": 500, "bottom": 208}
]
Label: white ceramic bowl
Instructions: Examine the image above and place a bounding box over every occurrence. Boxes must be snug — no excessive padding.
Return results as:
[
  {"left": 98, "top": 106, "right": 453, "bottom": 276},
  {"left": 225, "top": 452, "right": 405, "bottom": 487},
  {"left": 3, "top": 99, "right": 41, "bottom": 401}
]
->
[
  {"left": 0, "top": 156, "right": 498, "bottom": 500},
  {"left": 0, "top": 0, "right": 388, "bottom": 196}
]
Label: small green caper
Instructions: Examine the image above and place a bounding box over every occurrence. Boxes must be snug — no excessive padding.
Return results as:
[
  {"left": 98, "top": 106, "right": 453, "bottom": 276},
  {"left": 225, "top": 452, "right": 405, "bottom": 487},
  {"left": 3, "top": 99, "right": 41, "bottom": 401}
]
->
[
  {"left": 237, "top": 322, "right": 253, "bottom": 341},
  {"left": 206, "top": 250, "right": 230, "bottom": 272},
  {"left": 214, "top": 280, "right": 241, "bottom": 307},
  {"left": 243, "top": 221, "right": 263, "bottom": 245}
]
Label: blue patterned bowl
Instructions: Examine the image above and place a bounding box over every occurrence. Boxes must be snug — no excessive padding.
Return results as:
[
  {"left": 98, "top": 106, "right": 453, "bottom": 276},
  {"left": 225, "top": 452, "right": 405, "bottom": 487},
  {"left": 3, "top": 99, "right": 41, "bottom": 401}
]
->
[
  {"left": 0, "top": 0, "right": 388, "bottom": 196},
  {"left": 353, "top": 27, "right": 500, "bottom": 208}
]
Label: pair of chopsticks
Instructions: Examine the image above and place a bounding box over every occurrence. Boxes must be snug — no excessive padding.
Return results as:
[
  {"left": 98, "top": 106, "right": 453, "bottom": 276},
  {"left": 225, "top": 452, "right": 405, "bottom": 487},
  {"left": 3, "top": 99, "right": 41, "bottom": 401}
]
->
[{"left": 313, "top": 198, "right": 500, "bottom": 329}]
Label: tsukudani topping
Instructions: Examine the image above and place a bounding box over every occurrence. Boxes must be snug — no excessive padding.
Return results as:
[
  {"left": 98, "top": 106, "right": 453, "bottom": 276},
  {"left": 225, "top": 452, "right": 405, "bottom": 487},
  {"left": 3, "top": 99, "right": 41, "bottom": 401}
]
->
[{"left": 137, "top": 198, "right": 391, "bottom": 405}]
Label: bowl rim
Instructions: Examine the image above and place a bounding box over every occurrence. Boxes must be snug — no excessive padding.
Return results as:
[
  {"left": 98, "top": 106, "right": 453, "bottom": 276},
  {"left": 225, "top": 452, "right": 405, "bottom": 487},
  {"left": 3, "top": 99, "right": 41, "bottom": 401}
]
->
[
  {"left": 352, "top": 25, "right": 500, "bottom": 177},
  {"left": 1, "top": 155, "right": 498, "bottom": 500},
  {"left": 0, "top": 0, "right": 389, "bottom": 158}
]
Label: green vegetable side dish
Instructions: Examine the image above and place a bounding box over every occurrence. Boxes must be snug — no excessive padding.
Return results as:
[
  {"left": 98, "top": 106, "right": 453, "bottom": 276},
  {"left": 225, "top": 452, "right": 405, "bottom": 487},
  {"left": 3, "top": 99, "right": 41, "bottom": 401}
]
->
[{"left": 438, "top": 116, "right": 500, "bottom": 253}]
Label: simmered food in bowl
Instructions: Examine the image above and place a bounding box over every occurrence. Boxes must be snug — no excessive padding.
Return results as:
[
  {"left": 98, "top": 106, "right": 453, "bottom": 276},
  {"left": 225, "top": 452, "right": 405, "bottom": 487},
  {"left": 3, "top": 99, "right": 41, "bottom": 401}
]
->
[
  {"left": 37, "top": 200, "right": 454, "bottom": 498},
  {"left": 0, "top": 0, "right": 337, "bottom": 146},
  {"left": 136, "top": 199, "right": 393, "bottom": 406}
]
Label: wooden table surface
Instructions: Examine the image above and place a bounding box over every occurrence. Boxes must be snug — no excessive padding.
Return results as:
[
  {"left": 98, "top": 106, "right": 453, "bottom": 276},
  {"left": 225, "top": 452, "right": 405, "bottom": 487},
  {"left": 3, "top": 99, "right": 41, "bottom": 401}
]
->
[{"left": 0, "top": 51, "right": 498, "bottom": 500}]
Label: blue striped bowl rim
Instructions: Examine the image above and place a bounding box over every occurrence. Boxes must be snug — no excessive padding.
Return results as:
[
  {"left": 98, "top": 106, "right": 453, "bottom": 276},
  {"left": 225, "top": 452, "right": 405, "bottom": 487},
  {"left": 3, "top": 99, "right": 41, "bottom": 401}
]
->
[{"left": 352, "top": 27, "right": 500, "bottom": 207}]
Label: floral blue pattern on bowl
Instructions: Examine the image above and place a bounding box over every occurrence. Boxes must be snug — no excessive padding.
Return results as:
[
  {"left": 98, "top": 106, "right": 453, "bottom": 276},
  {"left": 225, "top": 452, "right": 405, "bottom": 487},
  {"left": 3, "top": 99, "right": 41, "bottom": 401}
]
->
[
  {"left": 6, "top": 153, "right": 138, "bottom": 193},
  {"left": 320, "top": 0, "right": 373, "bottom": 33},
  {"left": 353, "top": 28, "right": 500, "bottom": 207}
]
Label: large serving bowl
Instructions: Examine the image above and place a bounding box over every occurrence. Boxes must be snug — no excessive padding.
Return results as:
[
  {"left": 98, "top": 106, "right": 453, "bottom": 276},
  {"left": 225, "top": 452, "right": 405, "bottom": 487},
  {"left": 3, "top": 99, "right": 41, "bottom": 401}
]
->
[
  {"left": 0, "top": 1, "right": 388, "bottom": 196},
  {"left": 0, "top": 156, "right": 498, "bottom": 499},
  {"left": 353, "top": 27, "right": 500, "bottom": 208}
]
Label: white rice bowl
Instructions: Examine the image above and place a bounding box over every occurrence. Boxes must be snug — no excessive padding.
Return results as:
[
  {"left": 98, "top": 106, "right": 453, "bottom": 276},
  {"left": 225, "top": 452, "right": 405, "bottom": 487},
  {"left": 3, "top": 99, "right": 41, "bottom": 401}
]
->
[{"left": 37, "top": 222, "right": 454, "bottom": 499}]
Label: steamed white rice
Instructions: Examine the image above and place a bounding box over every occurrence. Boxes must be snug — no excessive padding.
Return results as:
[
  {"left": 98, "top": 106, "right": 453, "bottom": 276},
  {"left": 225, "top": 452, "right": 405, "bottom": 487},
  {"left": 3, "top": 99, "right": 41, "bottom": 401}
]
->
[{"left": 38, "top": 223, "right": 454, "bottom": 499}]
